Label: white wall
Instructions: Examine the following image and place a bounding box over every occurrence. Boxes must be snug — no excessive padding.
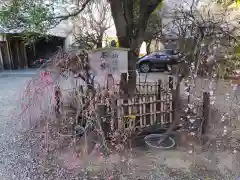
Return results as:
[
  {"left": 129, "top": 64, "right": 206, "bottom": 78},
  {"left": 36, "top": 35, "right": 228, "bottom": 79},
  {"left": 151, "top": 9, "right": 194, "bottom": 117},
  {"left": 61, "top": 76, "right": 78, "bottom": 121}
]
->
[
  {"left": 47, "top": 0, "right": 149, "bottom": 54},
  {"left": 50, "top": 0, "right": 205, "bottom": 52},
  {"left": 45, "top": 1, "right": 79, "bottom": 50}
]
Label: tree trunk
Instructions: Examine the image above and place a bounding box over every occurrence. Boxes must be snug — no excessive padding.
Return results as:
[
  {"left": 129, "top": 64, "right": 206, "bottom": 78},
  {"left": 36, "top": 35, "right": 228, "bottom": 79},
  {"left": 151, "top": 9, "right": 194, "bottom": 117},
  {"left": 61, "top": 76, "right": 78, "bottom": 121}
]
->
[
  {"left": 146, "top": 40, "right": 151, "bottom": 54},
  {"left": 109, "top": 0, "right": 162, "bottom": 96},
  {"left": 96, "top": 41, "right": 102, "bottom": 48},
  {"left": 118, "top": 36, "right": 138, "bottom": 96},
  {"left": 127, "top": 51, "right": 137, "bottom": 95},
  {"left": 96, "top": 34, "right": 103, "bottom": 48}
]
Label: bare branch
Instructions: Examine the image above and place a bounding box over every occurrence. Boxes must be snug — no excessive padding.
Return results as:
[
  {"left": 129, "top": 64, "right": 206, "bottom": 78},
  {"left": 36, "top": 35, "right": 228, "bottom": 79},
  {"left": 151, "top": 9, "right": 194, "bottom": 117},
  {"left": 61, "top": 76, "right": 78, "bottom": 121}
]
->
[
  {"left": 133, "top": 0, "right": 163, "bottom": 49},
  {"left": 72, "top": 0, "right": 112, "bottom": 49},
  {"left": 53, "top": 0, "right": 92, "bottom": 20},
  {"left": 162, "top": 0, "right": 240, "bottom": 77}
]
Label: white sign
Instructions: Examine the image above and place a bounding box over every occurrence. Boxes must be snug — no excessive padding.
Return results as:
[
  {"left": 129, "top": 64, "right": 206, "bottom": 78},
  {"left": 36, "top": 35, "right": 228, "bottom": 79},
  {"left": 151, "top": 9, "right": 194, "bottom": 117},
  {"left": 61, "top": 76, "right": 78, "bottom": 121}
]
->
[{"left": 89, "top": 48, "right": 128, "bottom": 74}]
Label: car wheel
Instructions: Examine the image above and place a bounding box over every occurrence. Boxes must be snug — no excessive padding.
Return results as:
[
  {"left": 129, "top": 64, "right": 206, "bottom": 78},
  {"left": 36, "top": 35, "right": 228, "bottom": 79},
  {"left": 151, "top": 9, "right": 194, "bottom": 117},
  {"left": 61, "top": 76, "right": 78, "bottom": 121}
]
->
[{"left": 139, "top": 62, "right": 151, "bottom": 73}]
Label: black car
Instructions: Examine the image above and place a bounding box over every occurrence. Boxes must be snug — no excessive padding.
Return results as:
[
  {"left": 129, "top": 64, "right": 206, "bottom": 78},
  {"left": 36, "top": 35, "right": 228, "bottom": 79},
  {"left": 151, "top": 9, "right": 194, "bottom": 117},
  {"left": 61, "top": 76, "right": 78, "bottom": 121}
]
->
[{"left": 137, "top": 49, "right": 182, "bottom": 73}]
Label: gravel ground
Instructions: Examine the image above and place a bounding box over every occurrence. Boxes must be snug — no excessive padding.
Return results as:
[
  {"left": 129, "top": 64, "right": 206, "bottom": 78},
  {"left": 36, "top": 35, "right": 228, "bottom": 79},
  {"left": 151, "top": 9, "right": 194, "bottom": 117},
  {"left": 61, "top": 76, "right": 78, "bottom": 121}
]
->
[
  {"left": 0, "top": 70, "right": 239, "bottom": 179},
  {"left": 0, "top": 75, "right": 81, "bottom": 179},
  {"left": 0, "top": 76, "right": 32, "bottom": 179}
]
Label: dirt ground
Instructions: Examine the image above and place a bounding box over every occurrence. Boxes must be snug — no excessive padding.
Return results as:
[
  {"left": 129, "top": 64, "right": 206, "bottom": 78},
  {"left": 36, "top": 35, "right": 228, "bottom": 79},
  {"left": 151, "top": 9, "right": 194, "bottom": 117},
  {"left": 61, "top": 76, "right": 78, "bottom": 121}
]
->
[
  {"left": 2, "top": 72, "right": 239, "bottom": 179},
  {"left": 52, "top": 142, "right": 240, "bottom": 179},
  {"left": 51, "top": 75, "right": 240, "bottom": 179}
]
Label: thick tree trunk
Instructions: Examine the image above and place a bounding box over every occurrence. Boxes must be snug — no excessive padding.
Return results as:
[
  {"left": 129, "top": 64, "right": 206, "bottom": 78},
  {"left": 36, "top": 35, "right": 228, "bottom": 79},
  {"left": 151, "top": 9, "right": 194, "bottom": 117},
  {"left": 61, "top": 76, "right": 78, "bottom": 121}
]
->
[
  {"left": 96, "top": 41, "right": 102, "bottom": 48},
  {"left": 109, "top": 0, "right": 162, "bottom": 96},
  {"left": 96, "top": 34, "right": 103, "bottom": 48},
  {"left": 146, "top": 40, "right": 151, "bottom": 54},
  {"left": 127, "top": 51, "right": 137, "bottom": 95},
  {"left": 118, "top": 36, "right": 138, "bottom": 96}
]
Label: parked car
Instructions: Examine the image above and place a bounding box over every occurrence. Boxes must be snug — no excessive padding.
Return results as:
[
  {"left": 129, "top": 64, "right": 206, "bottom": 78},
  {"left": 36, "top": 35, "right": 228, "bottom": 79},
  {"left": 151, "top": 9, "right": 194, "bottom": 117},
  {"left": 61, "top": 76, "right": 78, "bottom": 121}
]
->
[
  {"left": 137, "top": 49, "right": 183, "bottom": 73},
  {"left": 30, "top": 57, "right": 50, "bottom": 68}
]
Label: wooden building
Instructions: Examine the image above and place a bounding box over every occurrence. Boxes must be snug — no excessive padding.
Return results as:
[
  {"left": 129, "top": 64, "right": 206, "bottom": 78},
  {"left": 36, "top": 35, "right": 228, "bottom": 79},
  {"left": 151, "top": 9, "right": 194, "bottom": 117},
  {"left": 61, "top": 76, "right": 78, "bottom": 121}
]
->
[
  {"left": 0, "top": 33, "right": 65, "bottom": 70},
  {"left": 0, "top": 34, "right": 27, "bottom": 70}
]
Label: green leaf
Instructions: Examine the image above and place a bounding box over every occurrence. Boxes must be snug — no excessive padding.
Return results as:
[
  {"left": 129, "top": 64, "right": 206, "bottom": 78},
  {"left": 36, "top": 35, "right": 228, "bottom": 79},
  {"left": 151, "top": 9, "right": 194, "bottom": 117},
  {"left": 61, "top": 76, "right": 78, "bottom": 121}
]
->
[{"left": 0, "top": 0, "right": 57, "bottom": 43}]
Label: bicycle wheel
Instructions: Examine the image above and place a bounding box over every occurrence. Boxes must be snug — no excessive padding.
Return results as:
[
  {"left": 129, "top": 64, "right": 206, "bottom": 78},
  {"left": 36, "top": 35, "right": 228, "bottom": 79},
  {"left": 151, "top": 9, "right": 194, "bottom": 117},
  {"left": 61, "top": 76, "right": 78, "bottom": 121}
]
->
[{"left": 144, "top": 134, "right": 175, "bottom": 149}]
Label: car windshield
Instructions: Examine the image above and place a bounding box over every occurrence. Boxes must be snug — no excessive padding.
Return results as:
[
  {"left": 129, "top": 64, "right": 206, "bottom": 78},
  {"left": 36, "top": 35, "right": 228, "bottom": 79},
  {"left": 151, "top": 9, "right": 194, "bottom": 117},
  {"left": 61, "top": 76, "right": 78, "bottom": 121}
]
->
[
  {"left": 149, "top": 51, "right": 164, "bottom": 56},
  {"left": 147, "top": 49, "right": 178, "bottom": 56},
  {"left": 149, "top": 52, "right": 158, "bottom": 56}
]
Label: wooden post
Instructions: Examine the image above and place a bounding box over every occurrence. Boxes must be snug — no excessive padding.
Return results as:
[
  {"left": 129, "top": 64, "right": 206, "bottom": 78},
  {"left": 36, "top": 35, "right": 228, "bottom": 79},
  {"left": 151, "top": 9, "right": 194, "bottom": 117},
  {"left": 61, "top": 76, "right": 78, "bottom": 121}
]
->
[
  {"left": 169, "top": 76, "right": 173, "bottom": 89},
  {"left": 54, "top": 85, "right": 61, "bottom": 116},
  {"left": 171, "top": 79, "right": 180, "bottom": 122},
  {"left": 112, "top": 99, "right": 118, "bottom": 130},
  {"left": 202, "top": 92, "right": 210, "bottom": 135},
  {"left": 1, "top": 41, "right": 9, "bottom": 69},
  {"left": 156, "top": 80, "right": 162, "bottom": 122},
  {"left": 171, "top": 89, "right": 176, "bottom": 121},
  {"left": 168, "top": 76, "right": 174, "bottom": 123},
  {"left": 157, "top": 80, "right": 162, "bottom": 101},
  {"left": 97, "top": 104, "right": 110, "bottom": 139},
  {"left": 6, "top": 36, "right": 12, "bottom": 70},
  {"left": 119, "top": 73, "right": 128, "bottom": 130},
  {"left": 120, "top": 73, "right": 128, "bottom": 97},
  {"left": 0, "top": 46, "right": 4, "bottom": 70},
  {"left": 16, "top": 40, "right": 21, "bottom": 69},
  {"left": 169, "top": 76, "right": 175, "bottom": 121},
  {"left": 107, "top": 73, "right": 114, "bottom": 89},
  {"left": 33, "top": 42, "right": 36, "bottom": 59},
  {"left": 22, "top": 43, "right": 28, "bottom": 68}
]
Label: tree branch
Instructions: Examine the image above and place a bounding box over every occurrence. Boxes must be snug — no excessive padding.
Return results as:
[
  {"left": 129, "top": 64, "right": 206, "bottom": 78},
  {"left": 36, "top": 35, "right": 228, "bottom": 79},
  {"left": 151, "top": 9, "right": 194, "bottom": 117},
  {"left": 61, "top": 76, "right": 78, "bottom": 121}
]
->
[
  {"left": 53, "top": 0, "right": 92, "bottom": 20},
  {"left": 133, "top": 0, "right": 163, "bottom": 49},
  {"left": 122, "top": 0, "right": 133, "bottom": 43},
  {"left": 109, "top": 0, "right": 129, "bottom": 47}
]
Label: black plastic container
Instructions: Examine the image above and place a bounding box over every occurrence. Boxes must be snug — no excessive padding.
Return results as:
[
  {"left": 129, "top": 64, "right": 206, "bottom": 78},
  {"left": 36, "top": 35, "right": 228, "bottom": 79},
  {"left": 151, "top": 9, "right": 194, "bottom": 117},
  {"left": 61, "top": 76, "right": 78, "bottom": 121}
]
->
[{"left": 130, "top": 124, "right": 179, "bottom": 148}]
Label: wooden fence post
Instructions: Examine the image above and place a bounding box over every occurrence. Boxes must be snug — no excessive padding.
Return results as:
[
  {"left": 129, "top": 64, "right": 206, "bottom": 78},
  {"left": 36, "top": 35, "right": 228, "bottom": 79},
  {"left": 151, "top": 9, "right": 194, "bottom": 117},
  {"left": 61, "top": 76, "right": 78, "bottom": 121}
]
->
[
  {"left": 107, "top": 73, "right": 114, "bottom": 89},
  {"left": 171, "top": 89, "right": 176, "bottom": 122},
  {"left": 172, "top": 81, "right": 180, "bottom": 122},
  {"left": 97, "top": 104, "right": 110, "bottom": 139},
  {"left": 202, "top": 92, "right": 210, "bottom": 135},
  {"left": 119, "top": 73, "right": 129, "bottom": 129},
  {"left": 156, "top": 80, "right": 162, "bottom": 122},
  {"left": 54, "top": 85, "right": 61, "bottom": 116},
  {"left": 157, "top": 80, "right": 162, "bottom": 100},
  {"left": 168, "top": 76, "right": 174, "bottom": 123},
  {"left": 120, "top": 73, "right": 128, "bottom": 97},
  {"left": 168, "top": 76, "right": 173, "bottom": 90},
  {"left": 112, "top": 98, "right": 118, "bottom": 130}
]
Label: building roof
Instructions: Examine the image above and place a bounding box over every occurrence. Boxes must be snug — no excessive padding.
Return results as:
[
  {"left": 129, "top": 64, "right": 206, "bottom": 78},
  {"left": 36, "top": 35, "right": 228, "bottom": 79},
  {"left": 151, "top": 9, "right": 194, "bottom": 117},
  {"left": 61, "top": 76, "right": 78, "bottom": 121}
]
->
[{"left": 0, "top": 26, "right": 24, "bottom": 34}]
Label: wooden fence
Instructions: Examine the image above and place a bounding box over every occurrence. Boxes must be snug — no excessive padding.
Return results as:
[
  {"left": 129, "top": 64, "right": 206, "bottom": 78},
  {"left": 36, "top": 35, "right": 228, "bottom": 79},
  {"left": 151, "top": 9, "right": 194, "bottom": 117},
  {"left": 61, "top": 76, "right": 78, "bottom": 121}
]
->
[
  {"left": 115, "top": 77, "right": 174, "bottom": 130},
  {"left": 97, "top": 74, "right": 211, "bottom": 145}
]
